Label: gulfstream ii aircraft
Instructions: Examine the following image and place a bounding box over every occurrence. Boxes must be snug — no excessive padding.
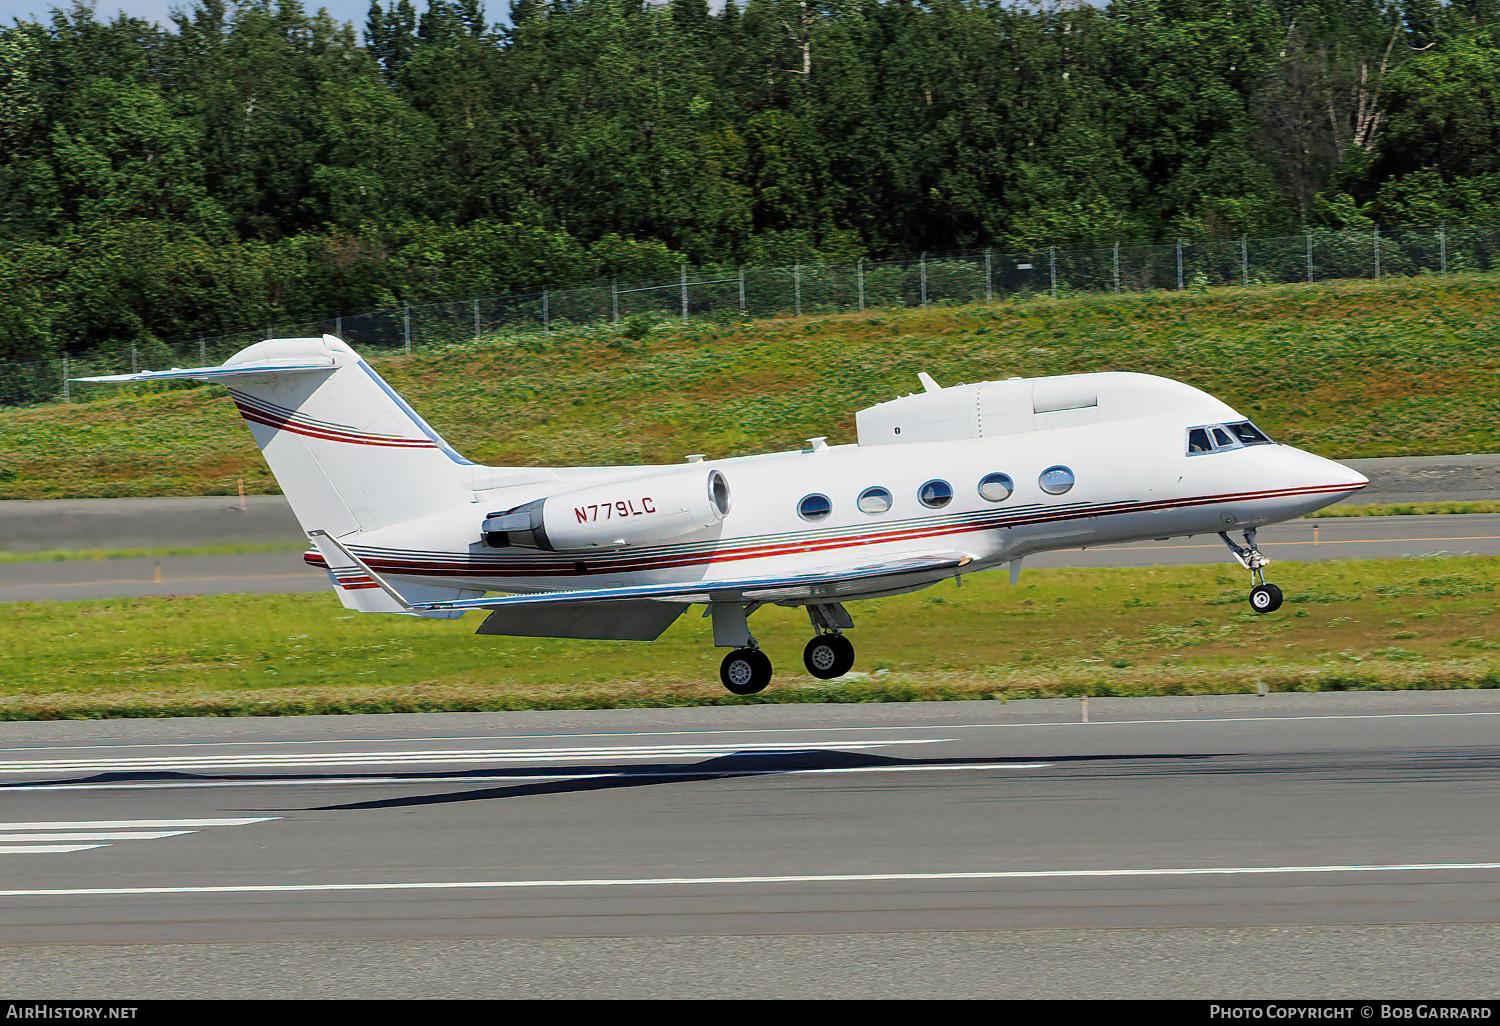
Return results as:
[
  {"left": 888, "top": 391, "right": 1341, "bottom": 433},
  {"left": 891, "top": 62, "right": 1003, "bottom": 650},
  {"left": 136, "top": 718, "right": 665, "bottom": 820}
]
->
[{"left": 83, "top": 335, "right": 1368, "bottom": 695}]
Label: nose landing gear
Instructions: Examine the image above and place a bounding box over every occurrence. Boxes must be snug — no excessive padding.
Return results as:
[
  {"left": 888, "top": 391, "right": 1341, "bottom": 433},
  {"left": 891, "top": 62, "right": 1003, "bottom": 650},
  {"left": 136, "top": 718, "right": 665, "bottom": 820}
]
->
[{"left": 1220, "top": 528, "right": 1283, "bottom": 613}]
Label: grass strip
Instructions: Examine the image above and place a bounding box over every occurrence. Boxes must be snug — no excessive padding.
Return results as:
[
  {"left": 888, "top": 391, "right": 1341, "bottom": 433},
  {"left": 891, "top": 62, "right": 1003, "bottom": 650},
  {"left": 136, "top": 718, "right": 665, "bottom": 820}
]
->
[
  {"left": 1310, "top": 502, "right": 1500, "bottom": 517},
  {"left": 0, "top": 542, "right": 305, "bottom": 564},
  {"left": 4, "top": 556, "right": 1499, "bottom": 720},
  {"left": 6, "top": 273, "right": 1500, "bottom": 501}
]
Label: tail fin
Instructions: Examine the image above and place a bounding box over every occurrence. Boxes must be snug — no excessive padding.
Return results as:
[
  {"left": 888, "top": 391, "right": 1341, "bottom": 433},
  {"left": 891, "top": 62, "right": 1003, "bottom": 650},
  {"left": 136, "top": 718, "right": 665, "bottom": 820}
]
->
[{"left": 81, "top": 335, "right": 473, "bottom": 538}]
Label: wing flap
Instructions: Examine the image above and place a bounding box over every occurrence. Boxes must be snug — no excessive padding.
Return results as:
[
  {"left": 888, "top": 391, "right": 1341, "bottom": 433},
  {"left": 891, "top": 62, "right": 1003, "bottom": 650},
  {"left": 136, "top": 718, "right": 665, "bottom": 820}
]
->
[{"left": 477, "top": 601, "right": 685, "bottom": 641}]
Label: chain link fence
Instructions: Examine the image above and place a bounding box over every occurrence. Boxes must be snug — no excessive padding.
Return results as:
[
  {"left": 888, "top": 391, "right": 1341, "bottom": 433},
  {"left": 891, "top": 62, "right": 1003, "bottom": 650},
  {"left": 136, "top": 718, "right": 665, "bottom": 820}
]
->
[{"left": 5, "top": 223, "right": 1499, "bottom": 409}]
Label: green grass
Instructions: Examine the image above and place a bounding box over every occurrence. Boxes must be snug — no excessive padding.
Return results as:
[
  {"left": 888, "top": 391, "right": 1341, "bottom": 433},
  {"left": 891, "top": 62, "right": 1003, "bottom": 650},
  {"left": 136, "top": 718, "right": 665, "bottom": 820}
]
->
[
  {"left": 1309, "top": 502, "right": 1500, "bottom": 517},
  {"left": 4, "top": 273, "right": 1500, "bottom": 500},
  {"left": 4, "top": 556, "right": 1498, "bottom": 720},
  {"left": 0, "top": 542, "right": 305, "bottom": 563}
]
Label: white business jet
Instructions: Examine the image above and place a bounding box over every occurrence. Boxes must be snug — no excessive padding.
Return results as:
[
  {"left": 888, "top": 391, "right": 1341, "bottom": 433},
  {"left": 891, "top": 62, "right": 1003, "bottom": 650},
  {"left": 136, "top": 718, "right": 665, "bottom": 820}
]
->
[{"left": 82, "top": 335, "right": 1367, "bottom": 694}]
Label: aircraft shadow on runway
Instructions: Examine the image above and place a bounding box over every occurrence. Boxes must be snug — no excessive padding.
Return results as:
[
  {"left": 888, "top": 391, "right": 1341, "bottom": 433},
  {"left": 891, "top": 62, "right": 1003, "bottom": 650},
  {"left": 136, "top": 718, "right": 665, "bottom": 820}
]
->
[{"left": 1, "top": 749, "right": 1225, "bottom": 812}]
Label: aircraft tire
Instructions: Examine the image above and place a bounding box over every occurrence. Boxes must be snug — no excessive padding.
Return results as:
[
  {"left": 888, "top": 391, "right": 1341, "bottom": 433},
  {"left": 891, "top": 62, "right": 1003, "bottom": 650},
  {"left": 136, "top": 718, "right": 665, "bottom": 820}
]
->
[
  {"left": 1249, "top": 583, "right": 1283, "bottom": 613},
  {"left": 803, "top": 634, "right": 855, "bottom": 680},
  {"left": 721, "top": 648, "right": 772, "bottom": 695}
]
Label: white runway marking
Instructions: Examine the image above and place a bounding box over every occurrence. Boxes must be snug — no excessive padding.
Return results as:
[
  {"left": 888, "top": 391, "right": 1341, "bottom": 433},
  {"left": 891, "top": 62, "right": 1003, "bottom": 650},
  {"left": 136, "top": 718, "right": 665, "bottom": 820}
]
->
[
  {"left": 0, "top": 818, "right": 277, "bottom": 855},
  {"left": 0, "top": 739, "right": 954, "bottom": 774},
  {"left": 3, "top": 709, "right": 1494, "bottom": 756},
  {"left": 4, "top": 862, "right": 1499, "bottom": 897},
  {"left": 0, "top": 831, "right": 193, "bottom": 842},
  {"left": 0, "top": 761, "right": 1048, "bottom": 792}
]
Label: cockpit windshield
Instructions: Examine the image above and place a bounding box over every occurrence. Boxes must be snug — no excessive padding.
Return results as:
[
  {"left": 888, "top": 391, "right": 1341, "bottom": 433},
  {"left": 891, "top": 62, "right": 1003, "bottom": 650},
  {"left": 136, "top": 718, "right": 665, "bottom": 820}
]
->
[{"left": 1186, "top": 421, "right": 1274, "bottom": 455}]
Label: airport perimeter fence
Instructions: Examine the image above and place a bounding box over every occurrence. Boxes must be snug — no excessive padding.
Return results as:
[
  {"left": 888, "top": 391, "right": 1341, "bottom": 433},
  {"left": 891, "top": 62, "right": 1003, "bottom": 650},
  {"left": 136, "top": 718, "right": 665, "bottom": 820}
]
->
[{"left": 4, "top": 222, "right": 1500, "bottom": 409}]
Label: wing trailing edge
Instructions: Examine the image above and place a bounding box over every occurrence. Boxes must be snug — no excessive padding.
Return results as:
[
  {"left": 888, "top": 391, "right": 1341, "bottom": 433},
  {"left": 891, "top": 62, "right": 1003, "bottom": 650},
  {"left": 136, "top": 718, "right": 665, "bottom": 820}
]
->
[{"left": 309, "top": 530, "right": 971, "bottom": 615}]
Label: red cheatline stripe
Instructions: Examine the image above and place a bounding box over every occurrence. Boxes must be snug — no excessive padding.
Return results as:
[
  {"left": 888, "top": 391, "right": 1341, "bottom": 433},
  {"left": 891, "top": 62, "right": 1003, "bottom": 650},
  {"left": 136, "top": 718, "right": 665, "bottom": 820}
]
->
[
  {"left": 302, "top": 481, "right": 1359, "bottom": 582},
  {"left": 234, "top": 401, "right": 437, "bottom": 449},
  {"left": 229, "top": 389, "right": 368, "bottom": 435}
]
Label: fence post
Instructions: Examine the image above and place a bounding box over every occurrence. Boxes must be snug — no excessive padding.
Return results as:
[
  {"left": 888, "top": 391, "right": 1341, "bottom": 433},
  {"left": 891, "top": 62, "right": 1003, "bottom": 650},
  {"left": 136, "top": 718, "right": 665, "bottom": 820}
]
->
[
  {"left": 199, "top": 335, "right": 206, "bottom": 366},
  {"left": 794, "top": 263, "right": 802, "bottom": 317},
  {"left": 1440, "top": 225, "right": 1448, "bottom": 274},
  {"left": 1241, "top": 237, "right": 1249, "bottom": 286},
  {"left": 543, "top": 290, "right": 550, "bottom": 334},
  {"left": 1049, "top": 246, "right": 1056, "bottom": 299},
  {"left": 738, "top": 268, "right": 746, "bottom": 317},
  {"left": 612, "top": 282, "right": 619, "bottom": 323},
  {"left": 1112, "top": 242, "right": 1119, "bottom": 293},
  {"left": 335, "top": 314, "right": 342, "bottom": 340},
  {"left": 985, "top": 249, "right": 992, "bottom": 303},
  {"left": 920, "top": 252, "right": 928, "bottom": 306},
  {"left": 1374, "top": 227, "right": 1381, "bottom": 280},
  {"left": 680, "top": 264, "right": 688, "bottom": 324},
  {"left": 1306, "top": 231, "right": 1313, "bottom": 283},
  {"left": 62, "top": 356, "right": 69, "bottom": 403},
  {"left": 857, "top": 259, "right": 865, "bottom": 310},
  {"left": 131, "top": 345, "right": 138, "bottom": 375},
  {"left": 1175, "top": 240, "right": 1183, "bottom": 290}
]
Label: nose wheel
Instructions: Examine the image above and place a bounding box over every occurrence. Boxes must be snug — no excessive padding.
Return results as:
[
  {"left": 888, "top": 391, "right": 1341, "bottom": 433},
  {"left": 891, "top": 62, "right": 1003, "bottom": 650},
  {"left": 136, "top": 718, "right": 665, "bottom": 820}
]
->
[
  {"left": 1249, "top": 583, "right": 1283, "bottom": 613},
  {"left": 1220, "top": 529, "right": 1283, "bottom": 613}
]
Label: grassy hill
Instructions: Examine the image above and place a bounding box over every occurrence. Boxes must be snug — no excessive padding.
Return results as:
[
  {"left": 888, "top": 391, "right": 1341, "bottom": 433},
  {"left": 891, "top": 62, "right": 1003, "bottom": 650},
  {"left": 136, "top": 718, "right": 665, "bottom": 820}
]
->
[{"left": 3, "top": 274, "right": 1498, "bottom": 501}]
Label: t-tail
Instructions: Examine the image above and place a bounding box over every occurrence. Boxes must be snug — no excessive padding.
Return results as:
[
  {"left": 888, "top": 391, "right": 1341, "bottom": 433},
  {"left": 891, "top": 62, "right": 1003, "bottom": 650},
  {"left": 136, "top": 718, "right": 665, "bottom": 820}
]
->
[{"left": 77, "top": 335, "right": 479, "bottom": 614}]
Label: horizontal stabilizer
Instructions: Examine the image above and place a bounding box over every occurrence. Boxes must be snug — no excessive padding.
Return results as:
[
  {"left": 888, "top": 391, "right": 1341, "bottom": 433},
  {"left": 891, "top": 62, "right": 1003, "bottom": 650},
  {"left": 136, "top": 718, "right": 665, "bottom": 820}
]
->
[
  {"left": 308, "top": 531, "right": 481, "bottom": 618},
  {"left": 73, "top": 357, "right": 336, "bottom": 384}
]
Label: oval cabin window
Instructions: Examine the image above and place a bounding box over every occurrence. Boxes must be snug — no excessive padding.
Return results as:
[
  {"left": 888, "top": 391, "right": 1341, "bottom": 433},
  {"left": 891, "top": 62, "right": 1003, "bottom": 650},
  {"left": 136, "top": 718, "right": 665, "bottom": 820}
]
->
[
  {"left": 857, "top": 487, "right": 894, "bottom": 514},
  {"left": 798, "top": 494, "right": 833, "bottom": 522},
  {"left": 919, "top": 480, "right": 953, "bottom": 508},
  {"left": 1039, "top": 466, "right": 1075, "bottom": 495},
  {"left": 978, "top": 473, "right": 1014, "bottom": 502}
]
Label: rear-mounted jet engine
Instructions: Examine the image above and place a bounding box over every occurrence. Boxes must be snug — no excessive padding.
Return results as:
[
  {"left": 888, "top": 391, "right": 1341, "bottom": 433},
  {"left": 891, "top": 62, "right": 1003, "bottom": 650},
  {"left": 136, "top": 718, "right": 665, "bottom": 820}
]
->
[{"left": 483, "top": 468, "right": 732, "bottom": 551}]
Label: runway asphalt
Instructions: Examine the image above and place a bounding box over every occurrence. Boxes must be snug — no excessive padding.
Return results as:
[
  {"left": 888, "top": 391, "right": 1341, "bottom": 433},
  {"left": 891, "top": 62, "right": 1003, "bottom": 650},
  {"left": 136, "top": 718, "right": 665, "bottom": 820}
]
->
[
  {"left": 5, "top": 458, "right": 1500, "bottom": 998},
  {"left": 1, "top": 691, "right": 1497, "bottom": 998}
]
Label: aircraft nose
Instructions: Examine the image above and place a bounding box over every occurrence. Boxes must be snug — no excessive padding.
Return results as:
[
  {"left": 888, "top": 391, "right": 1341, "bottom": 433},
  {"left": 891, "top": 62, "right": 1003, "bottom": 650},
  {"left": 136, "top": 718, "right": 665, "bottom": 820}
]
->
[
  {"left": 1290, "top": 449, "right": 1368, "bottom": 501},
  {"left": 1327, "top": 459, "right": 1369, "bottom": 494}
]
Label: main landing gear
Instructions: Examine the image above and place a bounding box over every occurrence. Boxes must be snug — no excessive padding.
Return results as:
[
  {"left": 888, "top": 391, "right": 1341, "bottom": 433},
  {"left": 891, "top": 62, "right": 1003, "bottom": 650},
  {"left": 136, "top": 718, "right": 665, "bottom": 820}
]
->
[
  {"left": 1219, "top": 528, "right": 1283, "bottom": 613},
  {"left": 713, "top": 601, "right": 857, "bottom": 695},
  {"left": 720, "top": 647, "right": 773, "bottom": 696}
]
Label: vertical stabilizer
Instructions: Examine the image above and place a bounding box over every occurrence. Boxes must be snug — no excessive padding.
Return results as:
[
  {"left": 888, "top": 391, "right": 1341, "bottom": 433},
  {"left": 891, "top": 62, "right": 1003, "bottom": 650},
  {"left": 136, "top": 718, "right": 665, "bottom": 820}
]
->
[{"left": 214, "top": 335, "right": 473, "bottom": 537}]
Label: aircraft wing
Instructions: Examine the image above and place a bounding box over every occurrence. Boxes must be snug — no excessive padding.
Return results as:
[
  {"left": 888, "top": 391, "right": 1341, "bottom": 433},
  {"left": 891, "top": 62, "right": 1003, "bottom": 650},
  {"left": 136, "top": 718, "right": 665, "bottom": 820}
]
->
[{"left": 308, "top": 532, "right": 971, "bottom": 614}]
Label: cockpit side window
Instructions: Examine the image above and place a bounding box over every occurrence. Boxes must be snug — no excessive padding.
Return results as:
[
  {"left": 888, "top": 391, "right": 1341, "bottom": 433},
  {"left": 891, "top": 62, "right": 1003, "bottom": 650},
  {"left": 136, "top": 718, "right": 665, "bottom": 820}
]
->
[
  {"left": 1229, "top": 421, "right": 1272, "bottom": 445},
  {"left": 1187, "top": 421, "right": 1276, "bottom": 455}
]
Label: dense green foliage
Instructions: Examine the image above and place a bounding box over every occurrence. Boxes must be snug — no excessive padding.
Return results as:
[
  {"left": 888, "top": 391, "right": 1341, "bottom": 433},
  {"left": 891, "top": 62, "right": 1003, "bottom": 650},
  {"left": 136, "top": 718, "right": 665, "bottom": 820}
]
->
[
  {"left": 3, "top": 0, "right": 1500, "bottom": 360},
  {"left": 4, "top": 274, "right": 1497, "bottom": 501}
]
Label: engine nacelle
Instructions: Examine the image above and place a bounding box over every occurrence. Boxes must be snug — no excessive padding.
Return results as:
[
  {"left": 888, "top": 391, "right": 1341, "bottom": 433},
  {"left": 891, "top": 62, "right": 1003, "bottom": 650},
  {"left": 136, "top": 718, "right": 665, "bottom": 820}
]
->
[{"left": 484, "top": 469, "right": 731, "bottom": 551}]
